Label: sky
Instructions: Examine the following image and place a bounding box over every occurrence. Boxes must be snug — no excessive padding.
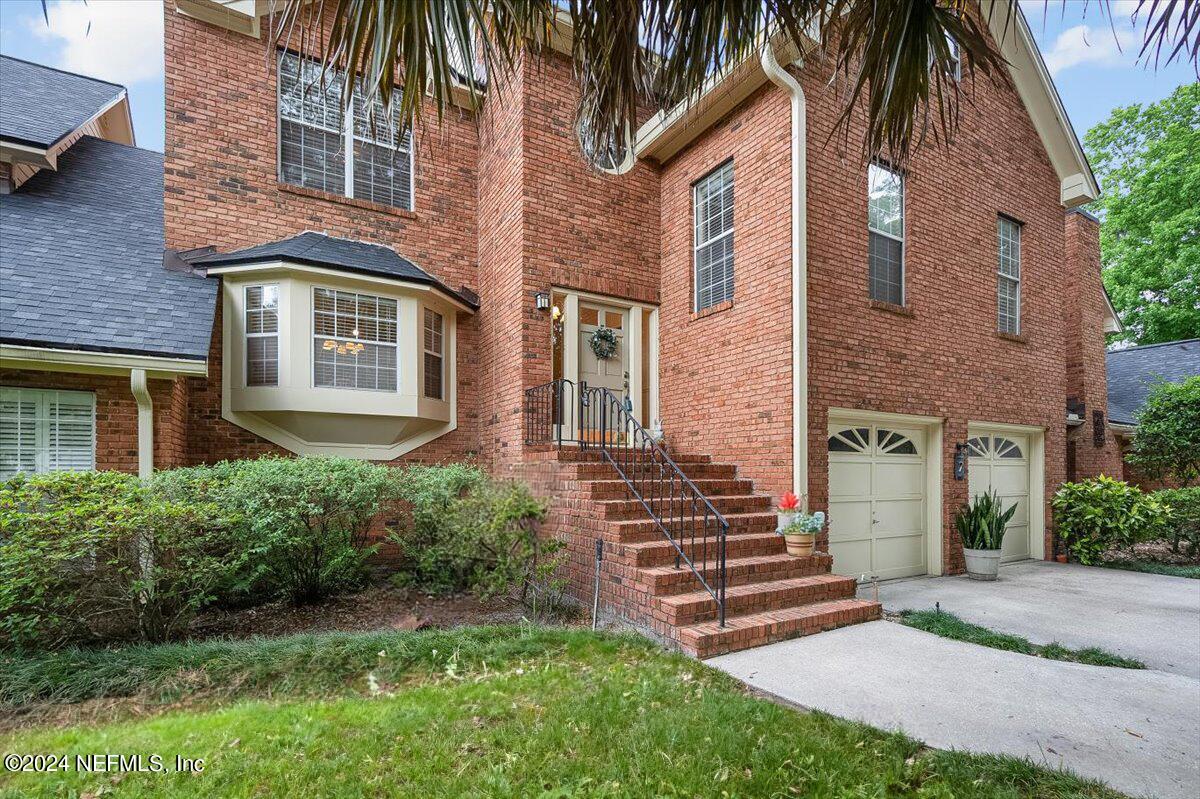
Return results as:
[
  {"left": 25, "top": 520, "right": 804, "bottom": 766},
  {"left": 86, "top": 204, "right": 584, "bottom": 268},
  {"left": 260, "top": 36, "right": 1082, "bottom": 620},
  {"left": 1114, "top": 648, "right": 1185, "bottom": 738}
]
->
[{"left": 0, "top": 0, "right": 1194, "bottom": 156}]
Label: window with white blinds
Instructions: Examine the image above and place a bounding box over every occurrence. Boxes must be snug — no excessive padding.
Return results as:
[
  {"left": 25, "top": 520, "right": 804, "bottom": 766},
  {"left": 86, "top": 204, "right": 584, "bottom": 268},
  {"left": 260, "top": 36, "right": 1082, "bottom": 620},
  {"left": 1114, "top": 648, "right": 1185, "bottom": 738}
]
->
[
  {"left": 997, "top": 216, "right": 1022, "bottom": 334},
  {"left": 693, "top": 161, "right": 734, "bottom": 312},
  {"left": 245, "top": 285, "right": 279, "bottom": 386},
  {"left": 868, "top": 162, "right": 905, "bottom": 305},
  {"left": 423, "top": 308, "right": 444, "bottom": 400},
  {"left": 0, "top": 388, "right": 95, "bottom": 479},
  {"left": 313, "top": 287, "right": 399, "bottom": 391},
  {"left": 278, "top": 51, "right": 413, "bottom": 210}
]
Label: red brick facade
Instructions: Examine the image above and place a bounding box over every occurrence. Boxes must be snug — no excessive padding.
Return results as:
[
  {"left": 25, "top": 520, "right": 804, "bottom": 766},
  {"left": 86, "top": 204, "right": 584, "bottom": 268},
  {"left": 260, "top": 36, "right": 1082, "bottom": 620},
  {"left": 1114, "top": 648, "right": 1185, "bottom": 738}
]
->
[{"left": 2, "top": 9, "right": 1121, "bottom": 602}]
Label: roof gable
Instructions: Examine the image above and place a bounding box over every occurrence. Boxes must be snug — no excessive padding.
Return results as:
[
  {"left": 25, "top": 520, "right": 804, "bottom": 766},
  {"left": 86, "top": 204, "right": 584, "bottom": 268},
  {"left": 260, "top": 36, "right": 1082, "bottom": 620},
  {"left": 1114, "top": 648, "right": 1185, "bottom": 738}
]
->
[{"left": 0, "top": 55, "right": 130, "bottom": 150}]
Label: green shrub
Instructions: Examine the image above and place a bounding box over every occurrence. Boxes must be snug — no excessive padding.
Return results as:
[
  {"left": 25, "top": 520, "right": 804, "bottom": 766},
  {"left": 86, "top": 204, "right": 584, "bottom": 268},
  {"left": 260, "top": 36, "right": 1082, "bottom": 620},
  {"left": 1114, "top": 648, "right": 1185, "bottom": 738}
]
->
[
  {"left": 216, "top": 456, "right": 401, "bottom": 605},
  {"left": 1127, "top": 377, "right": 1200, "bottom": 487},
  {"left": 389, "top": 466, "right": 559, "bottom": 599},
  {"left": 1154, "top": 487, "right": 1200, "bottom": 556},
  {"left": 0, "top": 471, "right": 235, "bottom": 649},
  {"left": 1053, "top": 476, "right": 1171, "bottom": 565},
  {"left": 955, "top": 491, "right": 1017, "bottom": 551}
]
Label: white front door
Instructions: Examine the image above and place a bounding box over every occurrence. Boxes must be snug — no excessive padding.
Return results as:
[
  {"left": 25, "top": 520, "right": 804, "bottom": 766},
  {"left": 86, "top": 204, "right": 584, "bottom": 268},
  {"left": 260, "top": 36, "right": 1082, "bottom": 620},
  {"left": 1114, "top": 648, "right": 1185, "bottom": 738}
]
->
[
  {"left": 827, "top": 423, "right": 928, "bottom": 581},
  {"left": 967, "top": 430, "right": 1031, "bottom": 562}
]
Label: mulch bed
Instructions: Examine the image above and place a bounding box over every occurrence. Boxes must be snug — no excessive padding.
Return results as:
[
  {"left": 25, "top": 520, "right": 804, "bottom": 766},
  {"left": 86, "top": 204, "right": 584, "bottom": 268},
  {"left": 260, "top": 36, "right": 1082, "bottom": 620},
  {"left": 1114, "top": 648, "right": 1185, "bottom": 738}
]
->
[
  {"left": 1100, "top": 537, "right": 1200, "bottom": 566},
  {"left": 188, "top": 586, "right": 537, "bottom": 641}
]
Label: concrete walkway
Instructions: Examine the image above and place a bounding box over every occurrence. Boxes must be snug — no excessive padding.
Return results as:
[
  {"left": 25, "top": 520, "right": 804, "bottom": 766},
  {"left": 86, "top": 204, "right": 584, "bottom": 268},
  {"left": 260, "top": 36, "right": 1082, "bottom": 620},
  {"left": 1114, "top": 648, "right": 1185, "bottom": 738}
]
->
[
  {"left": 866, "top": 560, "right": 1200, "bottom": 678},
  {"left": 710, "top": 621, "right": 1200, "bottom": 799}
]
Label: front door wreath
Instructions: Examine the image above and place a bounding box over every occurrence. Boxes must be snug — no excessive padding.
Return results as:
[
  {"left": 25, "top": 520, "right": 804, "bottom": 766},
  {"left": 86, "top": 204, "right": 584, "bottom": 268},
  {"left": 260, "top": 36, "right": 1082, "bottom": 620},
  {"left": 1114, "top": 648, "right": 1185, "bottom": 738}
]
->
[{"left": 589, "top": 326, "right": 618, "bottom": 360}]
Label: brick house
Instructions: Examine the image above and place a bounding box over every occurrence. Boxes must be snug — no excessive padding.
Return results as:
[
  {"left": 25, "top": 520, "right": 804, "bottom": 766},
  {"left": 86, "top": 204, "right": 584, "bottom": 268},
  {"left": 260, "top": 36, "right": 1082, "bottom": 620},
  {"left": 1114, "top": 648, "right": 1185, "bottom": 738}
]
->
[{"left": 0, "top": 2, "right": 1126, "bottom": 655}]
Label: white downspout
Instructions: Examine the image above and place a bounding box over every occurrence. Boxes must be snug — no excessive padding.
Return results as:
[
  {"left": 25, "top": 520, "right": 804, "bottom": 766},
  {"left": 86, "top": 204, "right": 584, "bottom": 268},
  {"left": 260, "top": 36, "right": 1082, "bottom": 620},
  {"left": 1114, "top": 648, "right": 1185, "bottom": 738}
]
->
[
  {"left": 130, "top": 368, "right": 154, "bottom": 478},
  {"left": 760, "top": 44, "right": 808, "bottom": 498}
]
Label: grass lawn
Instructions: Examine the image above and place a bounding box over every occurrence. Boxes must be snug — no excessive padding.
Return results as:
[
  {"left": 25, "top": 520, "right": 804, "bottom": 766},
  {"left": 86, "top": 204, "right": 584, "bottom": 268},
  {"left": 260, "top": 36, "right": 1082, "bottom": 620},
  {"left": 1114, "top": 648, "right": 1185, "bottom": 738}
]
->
[
  {"left": 897, "top": 610, "right": 1145, "bottom": 669},
  {"left": 1, "top": 626, "right": 1127, "bottom": 798},
  {"left": 1098, "top": 559, "right": 1200, "bottom": 579}
]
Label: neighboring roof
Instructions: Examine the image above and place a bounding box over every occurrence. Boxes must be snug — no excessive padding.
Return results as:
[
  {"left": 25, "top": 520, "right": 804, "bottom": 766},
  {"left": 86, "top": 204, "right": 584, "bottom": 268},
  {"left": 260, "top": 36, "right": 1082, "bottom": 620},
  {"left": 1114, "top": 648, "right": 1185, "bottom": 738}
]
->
[
  {"left": 1106, "top": 339, "right": 1200, "bottom": 426},
  {"left": 0, "top": 136, "right": 217, "bottom": 360},
  {"left": 0, "top": 55, "right": 126, "bottom": 149},
  {"left": 192, "top": 231, "right": 479, "bottom": 309}
]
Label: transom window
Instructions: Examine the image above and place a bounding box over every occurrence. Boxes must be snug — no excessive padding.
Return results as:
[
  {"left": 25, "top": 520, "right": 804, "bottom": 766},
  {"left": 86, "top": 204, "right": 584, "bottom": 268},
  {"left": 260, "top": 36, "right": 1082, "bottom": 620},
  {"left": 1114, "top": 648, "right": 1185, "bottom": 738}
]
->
[
  {"left": 693, "top": 161, "right": 734, "bottom": 312},
  {"left": 0, "top": 387, "right": 95, "bottom": 478},
  {"left": 313, "top": 287, "right": 398, "bottom": 392},
  {"left": 997, "top": 216, "right": 1022, "bottom": 334},
  {"left": 245, "top": 285, "right": 279, "bottom": 387},
  {"left": 868, "top": 162, "right": 905, "bottom": 305},
  {"left": 423, "top": 308, "right": 445, "bottom": 400},
  {"left": 828, "top": 426, "right": 918, "bottom": 456},
  {"left": 278, "top": 51, "right": 413, "bottom": 210},
  {"left": 967, "top": 435, "right": 1024, "bottom": 460}
]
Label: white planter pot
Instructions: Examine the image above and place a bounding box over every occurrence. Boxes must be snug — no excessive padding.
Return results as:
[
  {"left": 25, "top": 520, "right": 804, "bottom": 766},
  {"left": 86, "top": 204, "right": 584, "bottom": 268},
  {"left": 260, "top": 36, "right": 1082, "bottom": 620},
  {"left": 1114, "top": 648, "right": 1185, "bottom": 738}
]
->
[{"left": 963, "top": 547, "right": 1002, "bottom": 581}]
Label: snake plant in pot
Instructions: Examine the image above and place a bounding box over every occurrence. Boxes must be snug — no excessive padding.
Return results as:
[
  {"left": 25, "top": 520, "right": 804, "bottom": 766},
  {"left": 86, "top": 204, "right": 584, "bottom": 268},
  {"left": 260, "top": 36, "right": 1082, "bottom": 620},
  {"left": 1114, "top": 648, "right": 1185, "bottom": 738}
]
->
[{"left": 956, "top": 491, "right": 1018, "bottom": 580}]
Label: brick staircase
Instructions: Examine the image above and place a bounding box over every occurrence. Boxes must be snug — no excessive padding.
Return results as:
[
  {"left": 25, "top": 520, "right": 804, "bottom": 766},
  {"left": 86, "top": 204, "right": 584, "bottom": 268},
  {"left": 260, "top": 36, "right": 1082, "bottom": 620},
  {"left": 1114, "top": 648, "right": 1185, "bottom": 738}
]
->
[{"left": 523, "top": 446, "right": 881, "bottom": 658}]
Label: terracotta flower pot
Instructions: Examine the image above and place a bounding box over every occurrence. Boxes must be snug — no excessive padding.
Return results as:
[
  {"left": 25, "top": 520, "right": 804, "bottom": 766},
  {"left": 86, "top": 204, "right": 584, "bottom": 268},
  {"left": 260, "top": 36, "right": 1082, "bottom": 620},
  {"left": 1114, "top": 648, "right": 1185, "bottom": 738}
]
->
[
  {"left": 783, "top": 532, "right": 815, "bottom": 557},
  {"left": 1055, "top": 553, "right": 1069, "bottom": 564}
]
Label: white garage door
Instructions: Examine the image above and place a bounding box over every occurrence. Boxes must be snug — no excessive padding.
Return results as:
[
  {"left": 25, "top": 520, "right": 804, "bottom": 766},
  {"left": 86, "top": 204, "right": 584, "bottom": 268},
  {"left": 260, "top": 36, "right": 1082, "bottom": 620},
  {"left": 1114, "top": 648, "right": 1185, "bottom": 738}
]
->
[
  {"left": 827, "top": 423, "right": 927, "bottom": 581},
  {"left": 967, "top": 430, "right": 1031, "bottom": 563}
]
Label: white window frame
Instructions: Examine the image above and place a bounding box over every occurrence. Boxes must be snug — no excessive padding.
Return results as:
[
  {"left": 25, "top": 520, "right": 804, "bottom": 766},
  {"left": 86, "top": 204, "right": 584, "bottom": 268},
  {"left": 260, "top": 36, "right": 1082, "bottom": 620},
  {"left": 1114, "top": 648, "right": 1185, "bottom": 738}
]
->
[
  {"left": 867, "top": 162, "right": 905, "bottom": 305},
  {"left": 423, "top": 308, "right": 445, "bottom": 400},
  {"left": 997, "top": 215, "right": 1022, "bottom": 335},
  {"left": 0, "top": 387, "right": 96, "bottom": 478},
  {"left": 276, "top": 51, "right": 415, "bottom": 211},
  {"left": 244, "top": 284, "right": 280, "bottom": 387},
  {"left": 693, "top": 160, "right": 735, "bottom": 312},
  {"left": 311, "top": 285, "right": 400, "bottom": 393}
]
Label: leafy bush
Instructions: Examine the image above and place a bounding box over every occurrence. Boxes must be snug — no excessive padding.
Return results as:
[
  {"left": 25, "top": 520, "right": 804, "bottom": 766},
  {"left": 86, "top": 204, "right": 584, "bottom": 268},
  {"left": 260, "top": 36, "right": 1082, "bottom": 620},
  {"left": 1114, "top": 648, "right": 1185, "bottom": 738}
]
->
[
  {"left": 215, "top": 456, "right": 401, "bottom": 605},
  {"left": 1053, "top": 477, "right": 1171, "bottom": 565},
  {"left": 0, "top": 471, "right": 235, "bottom": 650},
  {"left": 955, "top": 491, "right": 1017, "bottom": 551},
  {"left": 1154, "top": 487, "right": 1200, "bottom": 556},
  {"left": 389, "top": 466, "right": 559, "bottom": 599},
  {"left": 1127, "top": 377, "right": 1200, "bottom": 487}
]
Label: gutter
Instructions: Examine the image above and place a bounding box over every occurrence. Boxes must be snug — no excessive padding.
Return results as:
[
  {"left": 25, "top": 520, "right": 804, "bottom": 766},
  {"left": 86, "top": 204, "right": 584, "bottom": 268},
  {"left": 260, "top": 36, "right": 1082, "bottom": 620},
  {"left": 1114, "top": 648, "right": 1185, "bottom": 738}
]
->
[{"left": 759, "top": 44, "right": 808, "bottom": 497}]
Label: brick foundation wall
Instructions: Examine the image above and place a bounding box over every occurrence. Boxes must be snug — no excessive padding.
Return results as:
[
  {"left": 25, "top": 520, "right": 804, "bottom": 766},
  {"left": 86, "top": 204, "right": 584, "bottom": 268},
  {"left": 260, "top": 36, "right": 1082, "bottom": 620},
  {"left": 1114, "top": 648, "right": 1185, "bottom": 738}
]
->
[{"left": 1063, "top": 211, "right": 1124, "bottom": 481}]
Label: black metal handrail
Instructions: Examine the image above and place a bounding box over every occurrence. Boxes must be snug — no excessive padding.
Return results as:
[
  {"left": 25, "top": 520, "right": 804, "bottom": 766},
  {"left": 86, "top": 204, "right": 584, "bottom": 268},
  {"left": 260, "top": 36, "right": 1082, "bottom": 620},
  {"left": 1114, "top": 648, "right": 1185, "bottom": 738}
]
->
[{"left": 524, "top": 378, "right": 728, "bottom": 626}]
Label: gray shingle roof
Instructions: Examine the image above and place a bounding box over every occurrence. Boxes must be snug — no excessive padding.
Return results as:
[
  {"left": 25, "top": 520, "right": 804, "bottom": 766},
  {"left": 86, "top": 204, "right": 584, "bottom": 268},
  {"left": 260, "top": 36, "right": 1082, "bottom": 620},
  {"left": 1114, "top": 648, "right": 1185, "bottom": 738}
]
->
[
  {"left": 0, "top": 55, "right": 126, "bottom": 148},
  {"left": 0, "top": 136, "right": 217, "bottom": 360},
  {"left": 192, "top": 231, "right": 478, "bottom": 308},
  {"left": 1106, "top": 339, "right": 1200, "bottom": 425}
]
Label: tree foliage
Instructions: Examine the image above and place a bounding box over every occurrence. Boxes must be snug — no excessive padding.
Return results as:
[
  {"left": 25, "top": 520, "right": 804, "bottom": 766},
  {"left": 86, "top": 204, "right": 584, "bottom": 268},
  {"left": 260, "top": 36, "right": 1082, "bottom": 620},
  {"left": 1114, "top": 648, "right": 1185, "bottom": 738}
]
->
[
  {"left": 1127, "top": 376, "right": 1200, "bottom": 487},
  {"left": 1085, "top": 82, "right": 1200, "bottom": 345}
]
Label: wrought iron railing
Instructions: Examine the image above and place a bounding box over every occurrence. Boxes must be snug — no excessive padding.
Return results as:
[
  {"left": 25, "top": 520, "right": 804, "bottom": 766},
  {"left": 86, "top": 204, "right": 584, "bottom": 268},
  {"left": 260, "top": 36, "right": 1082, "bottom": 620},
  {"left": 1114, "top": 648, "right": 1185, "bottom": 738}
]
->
[{"left": 525, "top": 378, "right": 728, "bottom": 626}]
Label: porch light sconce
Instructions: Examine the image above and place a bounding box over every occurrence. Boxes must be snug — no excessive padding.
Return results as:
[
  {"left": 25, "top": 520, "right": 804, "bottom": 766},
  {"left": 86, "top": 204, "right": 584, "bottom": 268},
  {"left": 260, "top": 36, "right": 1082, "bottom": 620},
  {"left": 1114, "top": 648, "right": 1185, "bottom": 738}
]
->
[
  {"left": 953, "top": 443, "right": 968, "bottom": 481},
  {"left": 534, "top": 291, "right": 551, "bottom": 311}
]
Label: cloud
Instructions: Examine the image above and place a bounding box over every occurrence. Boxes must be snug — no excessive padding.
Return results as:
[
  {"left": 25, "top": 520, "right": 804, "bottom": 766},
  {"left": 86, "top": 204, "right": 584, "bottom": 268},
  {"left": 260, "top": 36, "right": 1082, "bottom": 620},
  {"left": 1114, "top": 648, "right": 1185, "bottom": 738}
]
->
[
  {"left": 30, "top": 0, "right": 163, "bottom": 86},
  {"left": 1042, "top": 23, "right": 1137, "bottom": 76}
]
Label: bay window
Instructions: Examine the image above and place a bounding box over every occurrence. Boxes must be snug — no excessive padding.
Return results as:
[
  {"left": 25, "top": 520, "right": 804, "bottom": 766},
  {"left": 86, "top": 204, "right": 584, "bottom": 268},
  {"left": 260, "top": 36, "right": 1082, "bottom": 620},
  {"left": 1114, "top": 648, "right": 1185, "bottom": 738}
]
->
[
  {"left": 312, "top": 287, "right": 398, "bottom": 392},
  {"left": 245, "top": 285, "right": 279, "bottom": 386},
  {"left": 424, "top": 308, "right": 444, "bottom": 400}
]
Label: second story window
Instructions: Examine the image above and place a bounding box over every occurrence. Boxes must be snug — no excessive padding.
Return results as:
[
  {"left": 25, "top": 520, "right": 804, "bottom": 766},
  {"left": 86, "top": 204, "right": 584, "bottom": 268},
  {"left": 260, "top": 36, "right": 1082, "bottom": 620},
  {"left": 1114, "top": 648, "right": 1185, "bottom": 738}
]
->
[
  {"left": 693, "top": 161, "right": 734, "bottom": 312},
  {"left": 423, "top": 308, "right": 444, "bottom": 400},
  {"left": 997, "top": 216, "right": 1022, "bottom": 334},
  {"left": 278, "top": 51, "right": 413, "bottom": 211},
  {"left": 245, "top": 285, "right": 280, "bottom": 386},
  {"left": 868, "top": 162, "right": 905, "bottom": 305},
  {"left": 313, "top": 287, "right": 398, "bottom": 392}
]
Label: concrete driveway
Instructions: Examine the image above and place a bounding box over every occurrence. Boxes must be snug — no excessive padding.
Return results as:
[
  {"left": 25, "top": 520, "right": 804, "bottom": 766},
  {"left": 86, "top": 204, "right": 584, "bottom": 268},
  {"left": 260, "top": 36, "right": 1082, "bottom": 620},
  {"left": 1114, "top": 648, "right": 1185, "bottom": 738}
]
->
[
  {"left": 711, "top": 621, "right": 1200, "bottom": 799},
  {"left": 867, "top": 560, "right": 1200, "bottom": 678}
]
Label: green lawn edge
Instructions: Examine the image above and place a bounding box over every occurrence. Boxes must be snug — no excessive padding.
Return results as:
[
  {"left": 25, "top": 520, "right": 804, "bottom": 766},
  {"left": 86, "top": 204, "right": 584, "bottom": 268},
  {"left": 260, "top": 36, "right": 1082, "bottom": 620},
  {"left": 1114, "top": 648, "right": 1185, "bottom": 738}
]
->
[
  {"left": 896, "top": 610, "right": 1146, "bottom": 669},
  {"left": 1097, "top": 559, "right": 1200, "bottom": 579}
]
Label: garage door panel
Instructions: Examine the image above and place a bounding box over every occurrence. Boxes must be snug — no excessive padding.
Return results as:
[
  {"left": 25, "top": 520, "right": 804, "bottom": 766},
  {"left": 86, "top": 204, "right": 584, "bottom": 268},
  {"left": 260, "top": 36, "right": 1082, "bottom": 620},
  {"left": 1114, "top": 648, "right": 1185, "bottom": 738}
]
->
[
  {"left": 1001, "top": 523, "right": 1030, "bottom": 561},
  {"left": 829, "top": 461, "right": 871, "bottom": 498},
  {"left": 1002, "top": 496, "right": 1029, "bottom": 526},
  {"left": 828, "top": 500, "right": 871, "bottom": 542},
  {"left": 873, "top": 534, "right": 926, "bottom": 580},
  {"left": 989, "top": 466, "right": 1028, "bottom": 494},
  {"left": 968, "top": 427, "right": 1036, "bottom": 565},
  {"left": 873, "top": 462, "right": 924, "bottom": 496},
  {"left": 874, "top": 498, "right": 924, "bottom": 534},
  {"left": 828, "top": 540, "right": 872, "bottom": 578}
]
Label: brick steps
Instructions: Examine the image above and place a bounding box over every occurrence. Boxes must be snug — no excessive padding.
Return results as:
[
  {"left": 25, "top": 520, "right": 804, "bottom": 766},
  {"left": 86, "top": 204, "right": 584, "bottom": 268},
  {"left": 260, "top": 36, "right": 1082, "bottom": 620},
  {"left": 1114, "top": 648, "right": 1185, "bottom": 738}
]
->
[
  {"left": 529, "top": 442, "right": 879, "bottom": 658},
  {"left": 620, "top": 531, "right": 782, "bottom": 568},
  {"left": 678, "top": 598, "right": 883, "bottom": 658},
  {"left": 655, "top": 573, "right": 857, "bottom": 626}
]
